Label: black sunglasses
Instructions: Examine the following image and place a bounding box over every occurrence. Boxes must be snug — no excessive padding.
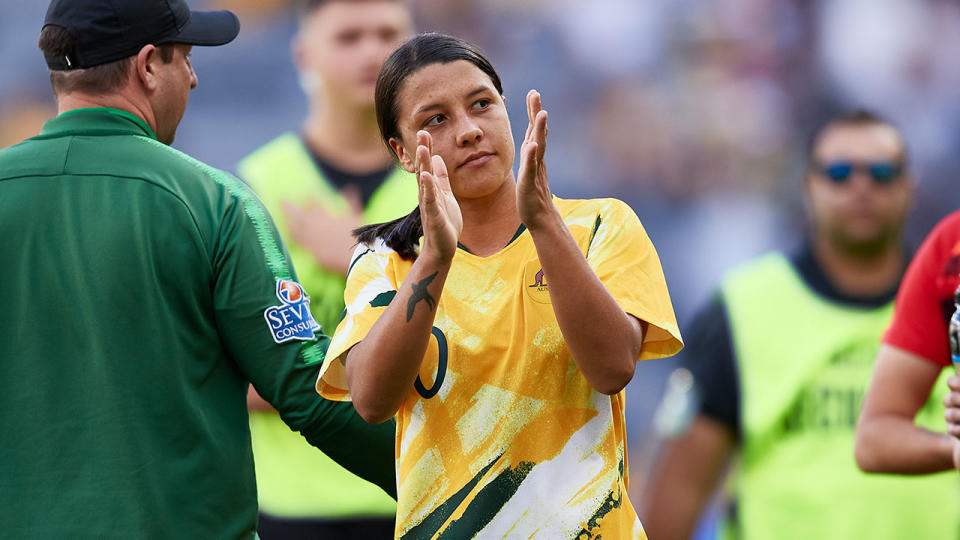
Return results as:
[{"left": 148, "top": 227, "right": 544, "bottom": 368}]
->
[{"left": 817, "top": 161, "right": 903, "bottom": 185}]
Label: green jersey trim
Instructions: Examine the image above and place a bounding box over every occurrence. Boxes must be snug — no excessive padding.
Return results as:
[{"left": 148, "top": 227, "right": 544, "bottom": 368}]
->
[
  {"left": 142, "top": 138, "right": 325, "bottom": 364},
  {"left": 400, "top": 453, "right": 503, "bottom": 540},
  {"left": 586, "top": 214, "right": 603, "bottom": 257},
  {"left": 509, "top": 224, "right": 528, "bottom": 244},
  {"left": 457, "top": 224, "right": 527, "bottom": 254},
  {"left": 369, "top": 291, "right": 397, "bottom": 308}
]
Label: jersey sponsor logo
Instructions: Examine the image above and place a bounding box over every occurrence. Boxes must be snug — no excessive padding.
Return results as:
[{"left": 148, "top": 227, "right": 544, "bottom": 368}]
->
[
  {"left": 264, "top": 279, "right": 321, "bottom": 343},
  {"left": 524, "top": 260, "right": 551, "bottom": 304}
]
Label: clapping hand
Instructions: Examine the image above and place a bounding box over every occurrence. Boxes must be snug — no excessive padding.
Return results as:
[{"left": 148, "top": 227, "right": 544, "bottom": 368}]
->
[
  {"left": 416, "top": 130, "right": 462, "bottom": 263},
  {"left": 516, "top": 90, "right": 555, "bottom": 229}
]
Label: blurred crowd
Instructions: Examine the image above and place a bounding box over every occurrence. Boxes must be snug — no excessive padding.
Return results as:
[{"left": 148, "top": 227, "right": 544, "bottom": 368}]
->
[{"left": 4, "top": 0, "right": 960, "bottom": 500}]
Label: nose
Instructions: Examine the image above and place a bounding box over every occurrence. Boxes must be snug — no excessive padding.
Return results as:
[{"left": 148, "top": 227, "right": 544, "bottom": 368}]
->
[
  {"left": 186, "top": 58, "right": 198, "bottom": 90},
  {"left": 457, "top": 116, "right": 482, "bottom": 147},
  {"left": 847, "top": 169, "right": 874, "bottom": 190}
]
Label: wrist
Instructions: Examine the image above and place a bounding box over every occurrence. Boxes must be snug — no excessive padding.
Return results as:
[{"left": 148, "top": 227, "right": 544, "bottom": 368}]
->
[
  {"left": 941, "top": 432, "right": 957, "bottom": 456},
  {"left": 418, "top": 243, "right": 455, "bottom": 268},
  {"left": 524, "top": 204, "right": 564, "bottom": 235}
]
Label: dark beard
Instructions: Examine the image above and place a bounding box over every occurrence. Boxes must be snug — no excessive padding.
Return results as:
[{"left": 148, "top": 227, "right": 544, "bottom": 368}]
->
[{"left": 828, "top": 224, "right": 899, "bottom": 259}]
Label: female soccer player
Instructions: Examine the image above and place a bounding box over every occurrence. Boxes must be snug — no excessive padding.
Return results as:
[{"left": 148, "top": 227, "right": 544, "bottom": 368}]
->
[{"left": 317, "top": 33, "right": 683, "bottom": 539}]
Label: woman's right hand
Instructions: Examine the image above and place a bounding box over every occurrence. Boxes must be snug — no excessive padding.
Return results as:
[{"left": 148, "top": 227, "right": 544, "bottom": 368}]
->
[{"left": 416, "top": 130, "right": 462, "bottom": 263}]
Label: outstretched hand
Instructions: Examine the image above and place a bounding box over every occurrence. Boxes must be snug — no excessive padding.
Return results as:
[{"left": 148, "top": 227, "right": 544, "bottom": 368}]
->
[
  {"left": 416, "top": 130, "right": 462, "bottom": 263},
  {"left": 517, "top": 90, "right": 556, "bottom": 230}
]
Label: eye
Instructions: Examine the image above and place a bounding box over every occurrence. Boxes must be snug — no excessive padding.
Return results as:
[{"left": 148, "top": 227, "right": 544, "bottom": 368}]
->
[
  {"left": 425, "top": 114, "right": 445, "bottom": 127},
  {"left": 380, "top": 28, "right": 399, "bottom": 43},
  {"left": 337, "top": 30, "right": 362, "bottom": 46},
  {"left": 473, "top": 99, "right": 491, "bottom": 110}
]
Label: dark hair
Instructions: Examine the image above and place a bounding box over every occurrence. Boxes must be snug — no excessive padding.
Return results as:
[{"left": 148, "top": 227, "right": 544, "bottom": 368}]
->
[
  {"left": 354, "top": 33, "right": 503, "bottom": 260},
  {"left": 806, "top": 109, "right": 907, "bottom": 167},
  {"left": 39, "top": 25, "right": 175, "bottom": 96}
]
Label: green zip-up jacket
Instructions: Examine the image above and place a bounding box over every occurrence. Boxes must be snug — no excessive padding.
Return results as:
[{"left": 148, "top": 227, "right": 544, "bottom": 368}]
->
[
  {"left": 238, "top": 133, "right": 416, "bottom": 519},
  {"left": 0, "top": 109, "right": 395, "bottom": 539}
]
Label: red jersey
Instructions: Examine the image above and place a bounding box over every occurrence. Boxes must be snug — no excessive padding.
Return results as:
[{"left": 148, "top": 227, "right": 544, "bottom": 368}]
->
[{"left": 883, "top": 210, "right": 960, "bottom": 366}]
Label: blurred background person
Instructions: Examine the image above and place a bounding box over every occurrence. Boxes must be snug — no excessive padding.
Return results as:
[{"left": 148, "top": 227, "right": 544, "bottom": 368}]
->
[
  {"left": 0, "top": 92, "right": 55, "bottom": 149},
  {"left": 856, "top": 206, "right": 960, "bottom": 475},
  {"left": 236, "top": 0, "right": 415, "bottom": 537},
  {"left": 640, "top": 112, "right": 959, "bottom": 540}
]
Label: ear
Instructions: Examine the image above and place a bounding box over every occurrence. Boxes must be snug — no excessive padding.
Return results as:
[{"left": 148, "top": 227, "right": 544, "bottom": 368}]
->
[
  {"left": 390, "top": 137, "right": 415, "bottom": 173},
  {"left": 135, "top": 44, "right": 160, "bottom": 92}
]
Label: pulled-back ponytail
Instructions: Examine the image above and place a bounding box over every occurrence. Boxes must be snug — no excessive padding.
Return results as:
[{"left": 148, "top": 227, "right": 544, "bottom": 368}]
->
[
  {"left": 354, "top": 32, "right": 503, "bottom": 261},
  {"left": 354, "top": 209, "right": 422, "bottom": 261}
]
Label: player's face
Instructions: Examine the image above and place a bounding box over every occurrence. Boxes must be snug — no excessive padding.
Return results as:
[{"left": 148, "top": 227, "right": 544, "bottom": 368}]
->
[
  {"left": 295, "top": 0, "right": 412, "bottom": 107},
  {"left": 806, "top": 123, "right": 913, "bottom": 254},
  {"left": 153, "top": 44, "right": 197, "bottom": 145},
  {"left": 390, "top": 60, "right": 516, "bottom": 201}
]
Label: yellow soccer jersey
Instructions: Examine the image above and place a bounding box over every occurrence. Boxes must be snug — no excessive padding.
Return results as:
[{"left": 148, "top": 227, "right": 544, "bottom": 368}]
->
[{"left": 318, "top": 197, "right": 683, "bottom": 539}]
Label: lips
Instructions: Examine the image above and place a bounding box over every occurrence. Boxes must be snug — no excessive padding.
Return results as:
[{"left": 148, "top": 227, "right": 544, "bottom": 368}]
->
[{"left": 458, "top": 151, "right": 494, "bottom": 168}]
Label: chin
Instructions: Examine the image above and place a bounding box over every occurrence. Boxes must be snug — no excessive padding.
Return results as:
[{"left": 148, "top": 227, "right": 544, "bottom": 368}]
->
[
  {"left": 834, "top": 230, "right": 894, "bottom": 256},
  {"left": 451, "top": 171, "right": 508, "bottom": 200}
]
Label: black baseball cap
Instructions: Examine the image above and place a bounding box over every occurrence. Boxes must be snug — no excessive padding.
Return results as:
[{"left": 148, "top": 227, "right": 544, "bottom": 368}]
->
[{"left": 43, "top": 0, "right": 240, "bottom": 71}]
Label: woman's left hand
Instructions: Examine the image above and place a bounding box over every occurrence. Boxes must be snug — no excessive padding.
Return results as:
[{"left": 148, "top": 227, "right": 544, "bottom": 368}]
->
[{"left": 517, "top": 90, "right": 557, "bottom": 230}]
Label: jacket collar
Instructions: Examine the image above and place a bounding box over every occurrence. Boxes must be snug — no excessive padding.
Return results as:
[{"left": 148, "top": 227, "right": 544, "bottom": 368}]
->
[{"left": 38, "top": 107, "right": 159, "bottom": 141}]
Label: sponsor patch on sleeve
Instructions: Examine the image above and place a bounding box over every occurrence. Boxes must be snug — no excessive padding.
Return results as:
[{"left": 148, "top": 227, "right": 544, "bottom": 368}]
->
[{"left": 264, "top": 279, "right": 321, "bottom": 343}]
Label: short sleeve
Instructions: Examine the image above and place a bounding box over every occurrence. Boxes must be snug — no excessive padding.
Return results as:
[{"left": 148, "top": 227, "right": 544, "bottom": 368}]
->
[
  {"left": 883, "top": 211, "right": 960, "bottom": 367},
  {"left": 586, "top": 199, "right": 683, "bottom": 360},
  {"left": 316, "top": 243, "right": 400, "bottom": 400}
]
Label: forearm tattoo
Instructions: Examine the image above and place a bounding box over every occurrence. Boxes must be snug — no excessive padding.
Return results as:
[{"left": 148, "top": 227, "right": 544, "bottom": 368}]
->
[{"left": 406, "top": 272, "right": 438, "bottom": 322}]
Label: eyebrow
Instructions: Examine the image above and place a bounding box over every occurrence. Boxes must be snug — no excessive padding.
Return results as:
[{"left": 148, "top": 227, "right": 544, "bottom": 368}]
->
[{"left": 413, "top": 86, "right": 492, "bottom": 116}]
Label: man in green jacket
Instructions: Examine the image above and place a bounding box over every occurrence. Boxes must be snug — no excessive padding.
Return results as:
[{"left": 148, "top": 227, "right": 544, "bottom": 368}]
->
[
  {"left": 238, "top": 1, "right": 415, "bottom": 537},
  {"left": 0, "top": 0, "right": 394, "bottom": 537},
  {"left": 641, "top": 111, "right": 958, "bottom": 540}
]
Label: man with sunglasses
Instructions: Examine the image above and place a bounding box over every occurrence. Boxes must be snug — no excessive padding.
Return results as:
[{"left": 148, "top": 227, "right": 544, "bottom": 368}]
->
[{"left": 642, "top": 111, "right": 959, "bottom": 540}]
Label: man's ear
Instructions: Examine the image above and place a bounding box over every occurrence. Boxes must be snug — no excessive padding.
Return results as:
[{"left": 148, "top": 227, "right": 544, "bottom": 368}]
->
[
  {"left": 390, "top": 137, "right": 415, "bottom": 173},
  {"left": 135, "top": 44, "right": 160, "bottom": 92}
]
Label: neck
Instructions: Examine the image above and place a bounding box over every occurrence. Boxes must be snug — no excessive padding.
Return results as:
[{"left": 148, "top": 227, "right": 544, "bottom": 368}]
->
[
  {"left": 810, "top": 234, "right": 904, "bottom": 297},
  {"left": 57, "top": 91, "right": 156, "bottom": 135},
  {"left": 457, "top": 174, "right": 523, "bottom": 257},
  {"left": 301, "top": 96, "right": 393, "bottom": 174}
]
